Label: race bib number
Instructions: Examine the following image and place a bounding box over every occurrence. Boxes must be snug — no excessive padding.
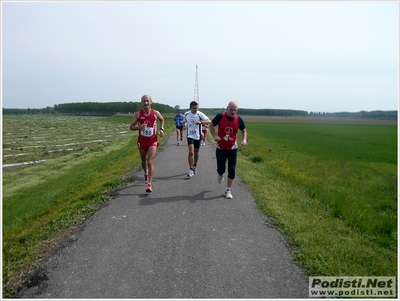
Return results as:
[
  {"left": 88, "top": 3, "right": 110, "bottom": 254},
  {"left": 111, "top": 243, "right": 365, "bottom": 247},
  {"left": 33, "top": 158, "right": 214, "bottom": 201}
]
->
[{"left": 140, "top": 127, "right": 154, "bottom": 137}]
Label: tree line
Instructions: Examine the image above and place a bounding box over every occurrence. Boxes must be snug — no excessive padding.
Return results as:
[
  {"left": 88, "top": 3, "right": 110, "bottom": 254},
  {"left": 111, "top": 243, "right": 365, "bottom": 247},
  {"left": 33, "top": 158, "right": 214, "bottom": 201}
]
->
[
  {"left": 52, "top": 102, "right": 176, "bottom": 115},
  {"left": 309, "top": 110, "right": 398, "bottom": 120},
  {"left": 2, "top": 102, "right": 175, "bottom": 116},
  {"left": 2, "top": 102, "right": 397, "bottom": 120}
]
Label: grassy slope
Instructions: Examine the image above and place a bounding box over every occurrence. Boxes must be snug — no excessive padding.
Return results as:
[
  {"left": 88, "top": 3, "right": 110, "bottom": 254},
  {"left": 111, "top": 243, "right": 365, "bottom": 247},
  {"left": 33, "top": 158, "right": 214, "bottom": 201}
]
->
[{"left": 236, "top": 122, "right": 397, "bottom": 276}]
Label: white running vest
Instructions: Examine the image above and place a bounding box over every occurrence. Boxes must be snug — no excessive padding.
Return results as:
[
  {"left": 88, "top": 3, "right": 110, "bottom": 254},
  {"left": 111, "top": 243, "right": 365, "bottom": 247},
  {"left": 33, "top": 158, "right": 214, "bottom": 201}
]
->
[{"left": 183, "top": 111, "right": 209, "bottom": 140}]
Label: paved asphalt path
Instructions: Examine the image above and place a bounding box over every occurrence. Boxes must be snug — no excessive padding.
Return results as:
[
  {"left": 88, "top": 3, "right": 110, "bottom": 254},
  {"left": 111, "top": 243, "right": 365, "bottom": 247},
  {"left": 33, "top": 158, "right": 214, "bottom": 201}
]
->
[{"left": 21, "top": 133, "right": 309, "bottom": 298}]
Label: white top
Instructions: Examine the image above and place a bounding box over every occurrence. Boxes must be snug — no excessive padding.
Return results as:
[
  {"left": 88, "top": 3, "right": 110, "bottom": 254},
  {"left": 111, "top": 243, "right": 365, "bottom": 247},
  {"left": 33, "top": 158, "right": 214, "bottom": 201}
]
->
[{"left": 183, "top": 111, "right": 209, "bottom": 140}]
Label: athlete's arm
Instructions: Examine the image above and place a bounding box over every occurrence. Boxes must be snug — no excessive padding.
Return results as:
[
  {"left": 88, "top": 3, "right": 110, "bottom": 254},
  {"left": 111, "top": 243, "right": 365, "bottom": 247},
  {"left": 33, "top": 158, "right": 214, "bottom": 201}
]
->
[
  {"left": 155, "top": 110, "right": 165, "bottom": 137},
  {"left": 198, "top": 118, "right": 211, "bottom": 125},
  {"left": 209, "top": 113, "right": 222, "bottom": 142},
  {"left": 130, "top": 111, "right": 142, "bottom": 131},
  {"left": 241, "top": 128, "right": 247, "bottom": 146},
  {"left": 238, "top": 117, "right": 247, "bottom": 146},
  {"left": 182, "top": 113, "right": 188, "bottom": 131}
]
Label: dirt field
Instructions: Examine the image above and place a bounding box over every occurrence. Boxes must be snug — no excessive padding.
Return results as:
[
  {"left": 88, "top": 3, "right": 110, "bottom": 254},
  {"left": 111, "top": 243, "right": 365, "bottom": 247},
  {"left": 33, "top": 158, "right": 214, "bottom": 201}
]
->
[{"left": 241, "top": 116, "right": 397, "bottom": 125}]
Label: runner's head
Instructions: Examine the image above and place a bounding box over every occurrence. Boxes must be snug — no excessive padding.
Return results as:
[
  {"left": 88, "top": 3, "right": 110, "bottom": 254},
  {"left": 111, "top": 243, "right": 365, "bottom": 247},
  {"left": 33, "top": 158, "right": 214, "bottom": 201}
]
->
[
  {"left": 141, "top": 95, "right": 152, "bottom": 108},
  {"left": 190, "top": 101, "right": 199, "bottom": 114},
  {"left": 227, "top": 101, "right": 238, "bottom": 118}
]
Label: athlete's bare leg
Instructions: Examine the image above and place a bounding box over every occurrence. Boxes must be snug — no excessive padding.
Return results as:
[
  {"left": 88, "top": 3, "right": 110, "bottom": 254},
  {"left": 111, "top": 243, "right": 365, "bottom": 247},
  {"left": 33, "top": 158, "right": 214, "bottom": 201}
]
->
[
  {"left": 188, "top": 144, "right": 195, "bottom": 168},
  {"left": 139, "top": 149, "right": 148, "bottom": 174},
  {"left": 140, "top": 146, "right": 157, "bottom": 183},
  {"left": 227, "top": 177, "right": 234, "bottom": 189},
  {"left": 194, "top": 148, "right": 200, "bottom": 166},
  {"left": 176, "top": 129, "right": 181, "bottom": 144}
]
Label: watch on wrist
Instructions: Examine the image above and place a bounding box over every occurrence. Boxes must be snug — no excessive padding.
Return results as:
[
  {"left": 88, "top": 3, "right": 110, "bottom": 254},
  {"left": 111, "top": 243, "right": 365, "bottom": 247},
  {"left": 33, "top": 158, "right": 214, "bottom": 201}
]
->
[{"left": 160, "top": 127, "right": 164, "bottom": 131}]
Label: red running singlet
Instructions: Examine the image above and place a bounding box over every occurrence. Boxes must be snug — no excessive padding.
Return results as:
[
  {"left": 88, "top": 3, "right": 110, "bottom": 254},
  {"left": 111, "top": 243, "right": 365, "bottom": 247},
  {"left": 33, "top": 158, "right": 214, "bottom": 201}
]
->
[
  {"left": 137, "top": 109, "right": 159, "bottom": 151},
  {"left": 216, "top": 112, "right": 239, "bottom": 150}
]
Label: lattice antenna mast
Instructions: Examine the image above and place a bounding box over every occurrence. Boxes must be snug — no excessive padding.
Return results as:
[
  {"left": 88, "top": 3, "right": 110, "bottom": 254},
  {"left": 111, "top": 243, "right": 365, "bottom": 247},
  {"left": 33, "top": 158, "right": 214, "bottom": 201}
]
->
[{"left": 193, "top": 65, "right": 199, "bottom": 104}]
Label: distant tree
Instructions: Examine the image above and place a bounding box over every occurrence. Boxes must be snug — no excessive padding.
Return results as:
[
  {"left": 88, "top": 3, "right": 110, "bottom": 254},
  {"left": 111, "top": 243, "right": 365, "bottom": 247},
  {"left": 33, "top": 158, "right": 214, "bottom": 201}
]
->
[{"left": 52, "top": 101, "right": 175, "bottom": 115}]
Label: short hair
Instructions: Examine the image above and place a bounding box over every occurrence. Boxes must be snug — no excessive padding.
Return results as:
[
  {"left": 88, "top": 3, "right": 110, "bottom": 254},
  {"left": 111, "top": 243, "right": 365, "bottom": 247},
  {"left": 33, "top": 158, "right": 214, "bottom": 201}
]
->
[
  {"left": 190, "top": 101, "right": 198, "bottom": 108},
  {"left": 141, "top": 94, "right": 152, "bottom": 101}
]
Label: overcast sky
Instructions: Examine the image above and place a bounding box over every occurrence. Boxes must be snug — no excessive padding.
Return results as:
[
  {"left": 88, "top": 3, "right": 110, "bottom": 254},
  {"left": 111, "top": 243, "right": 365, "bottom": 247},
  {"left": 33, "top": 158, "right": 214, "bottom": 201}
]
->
[{"left": 2, "top": 1, "right": 399, "bottom": 112}]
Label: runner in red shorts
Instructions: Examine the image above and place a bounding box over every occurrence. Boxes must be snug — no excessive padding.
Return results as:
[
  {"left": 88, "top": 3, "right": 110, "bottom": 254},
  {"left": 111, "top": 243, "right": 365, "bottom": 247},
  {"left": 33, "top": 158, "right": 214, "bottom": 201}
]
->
[
  {"left": 130, "top": 94, "right": 165, "bottom": 193},
  {"left": 201, "top": 123, "right": 208, "bottom": 146}
]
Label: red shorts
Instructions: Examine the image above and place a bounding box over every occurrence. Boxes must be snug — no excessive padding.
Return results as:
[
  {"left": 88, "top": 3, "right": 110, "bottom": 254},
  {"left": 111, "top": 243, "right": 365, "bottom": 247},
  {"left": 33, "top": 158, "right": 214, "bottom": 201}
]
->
[
  {"left": 202, "top": 129, "right": 208, "bottom": 134},
  {"left": 137, "top": 137, "right": 159, "bottom": 151}
]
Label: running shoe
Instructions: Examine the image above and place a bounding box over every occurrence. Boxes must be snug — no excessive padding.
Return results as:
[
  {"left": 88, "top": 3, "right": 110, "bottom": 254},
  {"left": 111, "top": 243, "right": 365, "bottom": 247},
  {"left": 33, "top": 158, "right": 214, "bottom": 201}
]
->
[
  {"left": 146, "top": 183, "right": 152, "bottom": 193},
  {"left": 177, "top": 142, "right": 180, "bottom": 146},
  {"left": 193, "top": 166, "right": 197, "bottom": 175},
  {"left": 218, "top": 174, "right": 224, "bottom": 183},
  {"left": 224, "top": 190, "right": 233, "bottom": 199},
  {"left": 187, "top": 169, "right": 194, "bottom": 177}
]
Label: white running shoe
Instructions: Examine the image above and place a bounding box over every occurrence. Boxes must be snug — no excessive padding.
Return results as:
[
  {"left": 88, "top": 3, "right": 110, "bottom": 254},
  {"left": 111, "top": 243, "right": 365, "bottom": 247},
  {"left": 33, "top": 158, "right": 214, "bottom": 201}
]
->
[
  {"left": 224, "top": 190, "right": 233, "bottom": 199},
  {"left": 218, "top": 174, "right": 224, "bottom": 183},
  {"left": 193, "top": 166, "right": 197, "bottom": 175},
  {"left": 187, "top": 169, "right": 194, "bottom": 177}
]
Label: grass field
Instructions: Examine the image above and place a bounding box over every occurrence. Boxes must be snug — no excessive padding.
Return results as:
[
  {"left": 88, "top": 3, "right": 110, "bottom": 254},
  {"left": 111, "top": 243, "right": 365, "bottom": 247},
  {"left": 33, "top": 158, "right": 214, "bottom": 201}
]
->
[
  {"left": 236, "top": 120, "right": 397, "bottom": 276},
  {"left": 2, "top": 114, "right": 398, "bottom": 296}
]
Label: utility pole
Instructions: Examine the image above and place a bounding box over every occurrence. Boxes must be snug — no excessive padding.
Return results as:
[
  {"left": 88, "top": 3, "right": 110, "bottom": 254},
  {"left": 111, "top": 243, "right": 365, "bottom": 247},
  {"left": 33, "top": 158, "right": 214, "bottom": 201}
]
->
[{"left": 193, "top": 65, "right": 199, "bottom": 104}]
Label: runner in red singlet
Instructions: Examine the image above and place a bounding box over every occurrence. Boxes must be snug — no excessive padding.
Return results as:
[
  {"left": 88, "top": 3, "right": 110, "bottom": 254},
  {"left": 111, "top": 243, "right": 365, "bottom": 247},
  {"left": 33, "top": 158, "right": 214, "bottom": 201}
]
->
[
  {"left": 209, "top": 101, "right": 247, "bottom": 199},
  {"left": 130, "top": 95, "right": 165, "bottom": 193}
]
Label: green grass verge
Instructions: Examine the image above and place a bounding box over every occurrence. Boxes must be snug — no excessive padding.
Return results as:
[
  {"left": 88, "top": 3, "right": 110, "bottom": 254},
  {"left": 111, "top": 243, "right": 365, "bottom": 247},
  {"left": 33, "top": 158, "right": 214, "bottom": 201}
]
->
[
  {"left": 236, "top": 122, "right": 397, "bottom": 277},
  {"left": 2, "top": 115, "right": 173, "bottom": 297},
  {"left": 237, "top": 156, "right": 397, "bottom": 276}
]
